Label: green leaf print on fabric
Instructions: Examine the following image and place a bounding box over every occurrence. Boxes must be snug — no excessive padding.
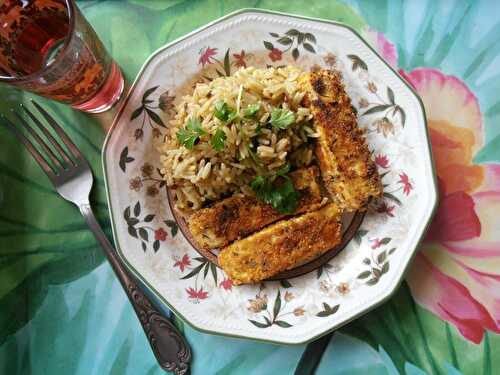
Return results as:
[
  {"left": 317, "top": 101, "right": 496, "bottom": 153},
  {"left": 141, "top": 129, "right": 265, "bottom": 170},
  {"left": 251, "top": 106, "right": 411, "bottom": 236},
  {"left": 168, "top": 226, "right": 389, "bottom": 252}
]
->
[
  {"left": 127, "top": 0, "right": 189, "bottom": 11},
  {"left": 474, "top": 134, "right": 500, "bottom": 164},
  {"left": 83, "top": 3, "right": 153, "bottom": 81},
  {"left": 0, "top": 87, "right": 109, "bottom": 344},
  {"left": 341, "top": 282, "right": 500, "bottom": 375}
]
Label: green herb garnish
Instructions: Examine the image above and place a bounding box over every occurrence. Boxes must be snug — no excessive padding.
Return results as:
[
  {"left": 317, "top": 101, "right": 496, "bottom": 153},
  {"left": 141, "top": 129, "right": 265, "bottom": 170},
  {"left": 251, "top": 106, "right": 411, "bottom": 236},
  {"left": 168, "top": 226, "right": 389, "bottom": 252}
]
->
[
  {"left": 276, "top": 163, "right": 291, "bottom": 176},
  {"left": 250, "top": 175, "right": 267, "bottom": 191},
  {"left": 244, "top": 103, "right": 261, "bottom": 118},
  {"left": 214, "top": 101, "right": 238, "bottom": 122},
  {"left": 270, "top": 178, "right": 300, "bottom": 214},
  {"left": 176, "top": 117, "right": 207, "bottom": 149},
  {"left": 214, "top": 101, "right": 230, "bottom": 121},
  {"left": 250, "top": 163, "right": 299, "bottom": 214},
  {"left": 270, "top": 108, "right": 295, "bottom": 129},
  {"left": 211, "top": 128, "right": 226, "bottom": 151},
  {"left": 227, "top": 111, "right": 239, "bottom": 122}
]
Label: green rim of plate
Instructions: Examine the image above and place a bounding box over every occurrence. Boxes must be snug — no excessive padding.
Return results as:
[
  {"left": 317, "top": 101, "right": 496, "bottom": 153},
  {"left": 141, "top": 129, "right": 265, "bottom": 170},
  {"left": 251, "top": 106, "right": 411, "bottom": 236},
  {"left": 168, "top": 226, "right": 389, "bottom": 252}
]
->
[{"left": 101, "top": 8, "right": 439, "bottom": 345}]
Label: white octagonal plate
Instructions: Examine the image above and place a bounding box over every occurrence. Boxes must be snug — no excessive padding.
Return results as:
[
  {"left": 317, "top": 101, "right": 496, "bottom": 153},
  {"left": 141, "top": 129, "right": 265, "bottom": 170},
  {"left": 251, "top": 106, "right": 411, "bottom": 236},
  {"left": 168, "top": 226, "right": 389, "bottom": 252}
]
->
[{"left": 102, "top": 9, "right": 438, "bottom": 344}]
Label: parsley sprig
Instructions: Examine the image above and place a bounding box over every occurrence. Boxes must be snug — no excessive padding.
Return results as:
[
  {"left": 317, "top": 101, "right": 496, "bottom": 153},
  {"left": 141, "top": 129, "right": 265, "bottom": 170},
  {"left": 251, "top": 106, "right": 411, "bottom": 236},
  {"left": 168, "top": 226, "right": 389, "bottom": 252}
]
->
[
  {"left": 211, "top": 128, "right": 226, "bottom": 151},
  {"left": 211, "top": 101, "right": 261, "bottom": 152},
  {"left": 214, "top": 101, "right": 262, "bottom": 123},
  {"left": 250, "top": 163, "right": 299, "bottom": 214},
  {"left": 176, "top": 117, "right": 207, "bottom": 149},
  {"left": 214, "top": 101, "right": 238, "bottom": 122},
  {"left": 244, "top": 103, "right": 261, "bottom": 118},
  {"left": 270, "top": 108, "right": 295, "bottom": 129}
]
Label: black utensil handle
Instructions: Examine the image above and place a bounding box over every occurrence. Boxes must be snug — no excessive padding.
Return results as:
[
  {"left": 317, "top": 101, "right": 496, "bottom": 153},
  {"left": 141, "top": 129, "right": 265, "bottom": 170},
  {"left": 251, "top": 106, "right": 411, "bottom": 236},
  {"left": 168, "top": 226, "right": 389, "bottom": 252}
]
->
[{"left": 80, "top": 203, "right": 191, "bottom": 374}]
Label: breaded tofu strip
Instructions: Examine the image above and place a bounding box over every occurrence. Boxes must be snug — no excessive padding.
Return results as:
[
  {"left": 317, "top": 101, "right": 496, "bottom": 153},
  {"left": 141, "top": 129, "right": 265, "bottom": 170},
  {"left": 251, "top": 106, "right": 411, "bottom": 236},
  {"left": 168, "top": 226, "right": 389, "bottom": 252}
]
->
[
  {"left": 219, "top": 203, "right": 342, "bottom": 285},
  {"left": 188, "top": 166, "right": 325, "bottom": 250},
  {"left": 299, "top": 70, "right": 382, "bottom": 210}
]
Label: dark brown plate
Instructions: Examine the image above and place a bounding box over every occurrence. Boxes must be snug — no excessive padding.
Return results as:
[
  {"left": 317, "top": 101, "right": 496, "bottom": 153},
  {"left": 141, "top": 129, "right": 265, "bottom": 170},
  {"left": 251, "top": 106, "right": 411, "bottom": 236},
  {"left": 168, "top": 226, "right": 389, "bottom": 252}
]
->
[{"left": 167, "top": 188, "right": 364, "bottom": 281}]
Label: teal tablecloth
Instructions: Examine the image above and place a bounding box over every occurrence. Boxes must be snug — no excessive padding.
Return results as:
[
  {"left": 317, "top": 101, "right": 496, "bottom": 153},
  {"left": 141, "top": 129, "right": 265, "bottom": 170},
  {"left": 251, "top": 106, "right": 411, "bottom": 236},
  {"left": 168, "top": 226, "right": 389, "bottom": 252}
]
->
[{"left": 2, "top": 1, "right": 500, "bottom": 374}]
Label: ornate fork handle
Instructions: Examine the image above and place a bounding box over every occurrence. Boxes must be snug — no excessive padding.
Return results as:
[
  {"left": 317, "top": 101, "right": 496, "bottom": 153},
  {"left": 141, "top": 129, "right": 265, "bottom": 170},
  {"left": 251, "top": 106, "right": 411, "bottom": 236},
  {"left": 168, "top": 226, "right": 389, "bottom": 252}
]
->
[{"left": 80, "top": 203, "right": 191, "bottom": 374}]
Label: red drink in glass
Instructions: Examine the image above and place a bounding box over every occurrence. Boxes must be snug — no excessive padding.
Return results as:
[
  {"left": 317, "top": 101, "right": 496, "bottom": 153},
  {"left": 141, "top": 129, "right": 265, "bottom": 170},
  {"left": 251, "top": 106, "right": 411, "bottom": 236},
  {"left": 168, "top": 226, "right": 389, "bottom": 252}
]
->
[{"left": 0, "top": 0, "right": 124, "bottom": 113}]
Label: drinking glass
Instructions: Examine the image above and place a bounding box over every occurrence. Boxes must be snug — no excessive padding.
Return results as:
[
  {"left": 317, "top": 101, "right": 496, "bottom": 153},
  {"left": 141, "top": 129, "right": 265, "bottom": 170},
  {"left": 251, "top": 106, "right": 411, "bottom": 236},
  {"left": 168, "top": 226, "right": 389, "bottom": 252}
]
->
[{"left": 0, "top": 0, "right": 124, "bottom": 113}]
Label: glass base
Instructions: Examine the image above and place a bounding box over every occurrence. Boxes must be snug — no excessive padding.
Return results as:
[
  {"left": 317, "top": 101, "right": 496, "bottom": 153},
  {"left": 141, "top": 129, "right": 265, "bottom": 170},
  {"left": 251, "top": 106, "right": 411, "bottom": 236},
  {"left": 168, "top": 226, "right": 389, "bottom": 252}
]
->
[{"left": 72, "top": 63, "right": 124, "bottom": 113}]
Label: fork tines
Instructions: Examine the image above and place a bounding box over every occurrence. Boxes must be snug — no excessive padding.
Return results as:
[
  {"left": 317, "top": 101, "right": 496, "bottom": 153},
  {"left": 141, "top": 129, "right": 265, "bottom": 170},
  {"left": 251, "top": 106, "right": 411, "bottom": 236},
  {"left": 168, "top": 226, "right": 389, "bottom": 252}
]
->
[{"left": 1, "top": 100, "right": 83, "bottom": 179}]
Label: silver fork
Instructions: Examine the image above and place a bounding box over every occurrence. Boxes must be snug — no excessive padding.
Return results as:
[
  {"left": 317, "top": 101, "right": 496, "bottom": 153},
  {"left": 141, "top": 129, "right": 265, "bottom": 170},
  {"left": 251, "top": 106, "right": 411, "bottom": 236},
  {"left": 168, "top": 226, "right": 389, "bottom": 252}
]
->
[{"left": 2, "top": 100, "right": 191, "bottom": 375}]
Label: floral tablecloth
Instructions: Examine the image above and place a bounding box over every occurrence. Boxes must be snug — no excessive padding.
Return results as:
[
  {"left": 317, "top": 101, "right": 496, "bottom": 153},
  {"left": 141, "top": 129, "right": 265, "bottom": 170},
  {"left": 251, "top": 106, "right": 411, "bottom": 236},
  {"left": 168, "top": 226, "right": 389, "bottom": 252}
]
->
[{"left": 1, "top": 1, "right": 499, "bottom": 374}]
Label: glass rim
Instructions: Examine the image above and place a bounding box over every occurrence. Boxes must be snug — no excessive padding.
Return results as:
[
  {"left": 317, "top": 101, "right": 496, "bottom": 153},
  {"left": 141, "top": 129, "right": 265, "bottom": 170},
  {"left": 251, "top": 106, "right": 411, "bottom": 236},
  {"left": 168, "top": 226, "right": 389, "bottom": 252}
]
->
[{"left": 0, "top": 0, "right": 77, "bottom": 83}]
